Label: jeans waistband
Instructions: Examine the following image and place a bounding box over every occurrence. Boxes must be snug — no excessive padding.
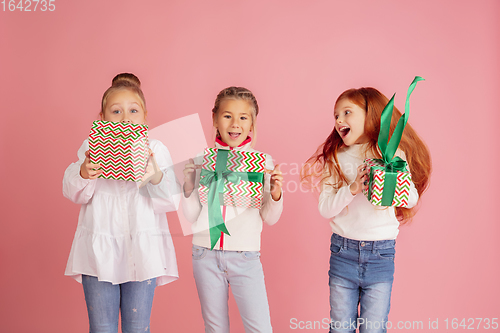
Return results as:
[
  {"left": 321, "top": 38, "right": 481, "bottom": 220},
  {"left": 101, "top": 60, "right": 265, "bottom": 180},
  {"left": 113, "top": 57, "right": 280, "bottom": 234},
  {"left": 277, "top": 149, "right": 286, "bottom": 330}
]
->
[{"left": 331, "top": 233, "right": 395, "bottom": 250}]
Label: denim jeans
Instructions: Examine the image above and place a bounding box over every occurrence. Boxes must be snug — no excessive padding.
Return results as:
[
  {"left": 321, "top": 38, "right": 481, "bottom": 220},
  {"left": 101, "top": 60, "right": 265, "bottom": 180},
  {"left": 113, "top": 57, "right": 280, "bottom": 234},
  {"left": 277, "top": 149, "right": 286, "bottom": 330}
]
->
[
  {"left": 192, "top": 245, "right": 272, "bottom": 333},
  {"left": 328, "top": 233, "right": 395, "bottom": 333},
  {"left": 82, "top": 275, "right": 156, "bottom": 333}
]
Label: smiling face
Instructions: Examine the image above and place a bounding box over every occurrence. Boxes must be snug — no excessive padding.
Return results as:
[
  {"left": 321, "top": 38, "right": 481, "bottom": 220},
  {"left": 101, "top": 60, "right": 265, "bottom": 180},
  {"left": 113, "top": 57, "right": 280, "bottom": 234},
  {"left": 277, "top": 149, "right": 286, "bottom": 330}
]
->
[
  {"left": 213, "top": 98, "right": 254, "bottom": 147},
  {"left": 101, "top": 88, "right": 146, "bottom": 124},
  {"left": 334, "top": 98, "right": 368, "bottom": 146}
]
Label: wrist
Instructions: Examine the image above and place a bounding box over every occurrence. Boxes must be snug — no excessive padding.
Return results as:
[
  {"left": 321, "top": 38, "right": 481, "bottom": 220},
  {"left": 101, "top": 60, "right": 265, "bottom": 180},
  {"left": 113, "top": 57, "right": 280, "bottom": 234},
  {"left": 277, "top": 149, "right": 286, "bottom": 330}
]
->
[
  {"left": 349, "top": 183, "right": 358, "bottom": 196},
  {"left": 271, "top": 190, "right": 282, "bottom": 201},
  {"left": 149, "top": 172, "right": 163, "bottom": 185},
  {"left": 183, "top": 183, "right": 193, "bottom": 198},
  {"left": 80, "top": 167, "right": 89, "bottom": 179}
]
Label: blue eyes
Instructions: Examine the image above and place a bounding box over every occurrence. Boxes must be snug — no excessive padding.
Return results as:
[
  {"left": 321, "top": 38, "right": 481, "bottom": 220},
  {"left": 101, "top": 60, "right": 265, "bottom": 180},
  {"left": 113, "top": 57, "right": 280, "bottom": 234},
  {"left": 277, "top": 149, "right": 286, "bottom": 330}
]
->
[
  {"left": 112, "top": 109, "right": 139, "bottom": 114},
  {"left": 223, "top": 115, "right": 248, "bottom": 120}
]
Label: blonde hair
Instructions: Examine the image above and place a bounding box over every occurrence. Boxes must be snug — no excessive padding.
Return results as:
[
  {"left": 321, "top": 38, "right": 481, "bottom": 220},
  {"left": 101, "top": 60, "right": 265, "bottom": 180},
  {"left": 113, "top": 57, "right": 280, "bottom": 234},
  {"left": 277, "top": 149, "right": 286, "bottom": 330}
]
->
[
  {"left": 100, "top": 73, "right": 147, "bottom": 119},
  {"left": 212, "top": 86, "right": 259, "bottom": 146}
]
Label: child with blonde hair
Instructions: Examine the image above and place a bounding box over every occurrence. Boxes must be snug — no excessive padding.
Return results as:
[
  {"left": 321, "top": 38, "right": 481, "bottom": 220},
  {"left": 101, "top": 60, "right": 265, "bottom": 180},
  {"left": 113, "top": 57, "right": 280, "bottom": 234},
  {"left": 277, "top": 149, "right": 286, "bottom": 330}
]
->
[
  {"left": 183, "top": 86, "right": 283, "bottom": 333},
  {"left": 63, "top": 73, "right": 180, "bottom": 333}
]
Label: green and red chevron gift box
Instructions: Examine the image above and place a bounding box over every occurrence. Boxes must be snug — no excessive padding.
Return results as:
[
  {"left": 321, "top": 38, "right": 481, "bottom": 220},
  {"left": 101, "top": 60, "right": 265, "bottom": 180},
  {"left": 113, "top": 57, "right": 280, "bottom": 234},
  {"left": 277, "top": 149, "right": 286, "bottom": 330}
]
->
[
  {"left": 198, "top": 148, "right": 266, "bottom": 249},
  {"left": 362, "top": 76, "right": 424, "bottom": 207},
  {"left": 363, "top": 158, "right": 412, "bottom": 207},
  {"left": 199, "top": 148, "right": 266, "bottom": 209},
  {"left": 88, "top": 120, "right": 149, "bottom": 182}
]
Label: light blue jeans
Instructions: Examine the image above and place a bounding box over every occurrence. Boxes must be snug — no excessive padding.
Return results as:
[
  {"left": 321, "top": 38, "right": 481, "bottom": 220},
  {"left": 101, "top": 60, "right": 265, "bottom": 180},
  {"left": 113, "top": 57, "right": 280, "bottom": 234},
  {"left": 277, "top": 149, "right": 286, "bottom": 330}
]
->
[
  {"left": 192, "top": 245, "right": 273, "bottom": 333},
  {"left": 328, "top": 233, "right": 395, "bottom": 333},
  {"left": 82, "top": 275, "right": 156, "bottom": 333}
]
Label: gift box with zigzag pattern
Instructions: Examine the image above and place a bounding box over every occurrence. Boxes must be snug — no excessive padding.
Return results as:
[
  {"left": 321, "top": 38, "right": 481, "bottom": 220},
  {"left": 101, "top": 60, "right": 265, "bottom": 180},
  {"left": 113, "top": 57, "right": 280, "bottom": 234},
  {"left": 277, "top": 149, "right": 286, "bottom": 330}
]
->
[
  {"left": 363, "top": 158, "right": 412, "bottom": 207},
  {"left": 198, "top": 148, "right": 266, "bottom": 209},
  {"left": 88, "top": 120, "right": 149, "bottom": 182}
]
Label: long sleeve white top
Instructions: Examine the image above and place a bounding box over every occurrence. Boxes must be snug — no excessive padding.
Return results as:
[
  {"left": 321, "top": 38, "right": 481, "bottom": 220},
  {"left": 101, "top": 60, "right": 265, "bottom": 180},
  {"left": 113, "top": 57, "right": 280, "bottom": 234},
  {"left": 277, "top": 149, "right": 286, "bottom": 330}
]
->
[
  {"left": 318, "top": 143, "right": 418, "bottom": 241},
  {"left": 63, "top": 139, "right": 181, "bottom": 286},
  {"left": 182, "top": 140, "right": 283, "bottom": 251}
]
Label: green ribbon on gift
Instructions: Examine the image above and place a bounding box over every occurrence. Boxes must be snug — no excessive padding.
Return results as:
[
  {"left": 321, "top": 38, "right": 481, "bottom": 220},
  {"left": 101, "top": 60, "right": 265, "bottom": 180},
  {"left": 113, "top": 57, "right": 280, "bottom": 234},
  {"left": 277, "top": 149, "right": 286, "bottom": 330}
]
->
[
  {"left": 199, "top": 149, "right": 264, "bottom": 249},
  {"left": 368, "top": 76, "right": 424, "bottom": 206}
]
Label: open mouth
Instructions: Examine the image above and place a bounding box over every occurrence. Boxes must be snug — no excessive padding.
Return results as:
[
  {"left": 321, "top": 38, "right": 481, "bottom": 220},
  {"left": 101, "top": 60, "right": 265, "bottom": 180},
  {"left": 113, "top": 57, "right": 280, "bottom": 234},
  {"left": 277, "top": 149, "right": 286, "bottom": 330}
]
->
[
  {"left": 228, "top": 132, "right": 241, "bottom": 140},
  {"left": 338, "top": 126, "right": 350, "bottom": 138}
]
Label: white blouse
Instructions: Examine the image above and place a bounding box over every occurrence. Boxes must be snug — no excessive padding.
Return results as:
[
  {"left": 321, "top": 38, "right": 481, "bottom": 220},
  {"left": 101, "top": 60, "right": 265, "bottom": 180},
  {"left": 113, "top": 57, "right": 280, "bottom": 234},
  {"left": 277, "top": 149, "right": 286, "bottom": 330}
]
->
[{"left": 63, "top": 139, "right": 181, "bottom": 286}]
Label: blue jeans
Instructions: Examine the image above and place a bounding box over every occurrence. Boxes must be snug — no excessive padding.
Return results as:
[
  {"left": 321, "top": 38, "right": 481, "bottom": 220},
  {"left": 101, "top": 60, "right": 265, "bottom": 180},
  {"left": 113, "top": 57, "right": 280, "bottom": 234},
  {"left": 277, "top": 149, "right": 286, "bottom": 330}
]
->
[
  {"left": 192, "top": 245, "right": 272, "bottom": 333},
  {"left": 82, "top": 275, "right": 156, "bottom": 333},
  {"left": 328, "top": 233, "right": 395, "bottom": 333}
]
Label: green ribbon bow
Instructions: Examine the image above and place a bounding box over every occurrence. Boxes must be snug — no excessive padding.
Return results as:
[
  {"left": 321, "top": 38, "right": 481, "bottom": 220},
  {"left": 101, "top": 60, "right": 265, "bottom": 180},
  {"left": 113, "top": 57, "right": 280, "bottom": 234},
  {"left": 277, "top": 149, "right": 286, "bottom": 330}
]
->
[
  {"left": 199, "top": 149, "right": 264, "bottom": 249},
  {"left": 368, "top": 76, "right": 424, "bottom": 206}
]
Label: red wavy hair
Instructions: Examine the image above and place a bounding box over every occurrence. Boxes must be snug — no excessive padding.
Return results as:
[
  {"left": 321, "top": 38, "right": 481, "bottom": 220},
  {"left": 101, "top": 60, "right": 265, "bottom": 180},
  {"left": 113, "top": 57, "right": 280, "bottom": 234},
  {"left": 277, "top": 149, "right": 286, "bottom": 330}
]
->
[{"left": 301, "top": 87, "right": 432, "bottom": 223}]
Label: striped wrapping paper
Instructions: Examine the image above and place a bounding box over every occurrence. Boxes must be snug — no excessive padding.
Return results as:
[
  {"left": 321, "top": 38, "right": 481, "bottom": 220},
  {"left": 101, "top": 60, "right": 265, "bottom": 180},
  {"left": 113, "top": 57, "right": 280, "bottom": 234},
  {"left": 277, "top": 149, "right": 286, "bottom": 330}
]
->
[
  {"left": 363, "top": 158, "right": 412, "bottom": 207},
  {"left": 198, "top": 148, "right": 266, "bottom": 209},
  {"left": 88, "top": 120, "right": 149, "bottom": 182}
]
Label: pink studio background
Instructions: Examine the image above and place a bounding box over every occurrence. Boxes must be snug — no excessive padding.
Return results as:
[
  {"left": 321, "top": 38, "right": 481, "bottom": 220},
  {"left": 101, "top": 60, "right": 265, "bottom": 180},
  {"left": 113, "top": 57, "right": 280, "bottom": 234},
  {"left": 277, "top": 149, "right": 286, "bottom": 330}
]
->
[{"left": 1, "top": 1, "right": 499, "bottom": 332}]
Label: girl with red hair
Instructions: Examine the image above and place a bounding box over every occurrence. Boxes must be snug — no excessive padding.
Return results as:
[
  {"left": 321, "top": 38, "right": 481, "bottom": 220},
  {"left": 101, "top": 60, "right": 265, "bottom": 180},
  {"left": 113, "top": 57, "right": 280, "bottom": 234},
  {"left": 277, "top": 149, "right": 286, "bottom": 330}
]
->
[{"left": 302, "top": 81, "right": 431, "bottom": 333}]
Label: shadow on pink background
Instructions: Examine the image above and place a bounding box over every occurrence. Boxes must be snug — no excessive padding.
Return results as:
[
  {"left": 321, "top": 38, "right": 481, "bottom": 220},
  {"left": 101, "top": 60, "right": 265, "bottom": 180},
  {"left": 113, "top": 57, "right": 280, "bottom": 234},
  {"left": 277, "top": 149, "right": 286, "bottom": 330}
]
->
[{"left": 1, "top": 1, "right": 499, "bottom": 332}]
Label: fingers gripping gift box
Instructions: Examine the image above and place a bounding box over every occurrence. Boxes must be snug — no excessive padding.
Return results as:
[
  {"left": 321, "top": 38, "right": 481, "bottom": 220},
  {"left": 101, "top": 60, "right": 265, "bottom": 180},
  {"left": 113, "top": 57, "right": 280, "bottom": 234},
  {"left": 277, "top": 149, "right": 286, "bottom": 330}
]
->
[
  {"left": 88, "top": 120, "right": 149, "bottom": 182},
  {"left": 363, "top": 76, "right": 424, "bottom": 207},
  {"left": 198, "top": 148, "right": 266, "bottom": 249}
]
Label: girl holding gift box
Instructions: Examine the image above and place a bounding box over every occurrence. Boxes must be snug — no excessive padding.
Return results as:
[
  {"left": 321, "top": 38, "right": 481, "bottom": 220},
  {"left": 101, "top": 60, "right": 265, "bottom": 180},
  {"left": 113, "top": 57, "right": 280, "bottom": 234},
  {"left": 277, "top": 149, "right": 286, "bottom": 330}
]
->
[
  {"left": 182, "top": 87, "right": 283, "bottom": 333},
  {"left": 63, "top": 73, "right": 181, "bottom": 333},
  {"left": 302, "top": 78, "right": 431, "bottom": 333}
]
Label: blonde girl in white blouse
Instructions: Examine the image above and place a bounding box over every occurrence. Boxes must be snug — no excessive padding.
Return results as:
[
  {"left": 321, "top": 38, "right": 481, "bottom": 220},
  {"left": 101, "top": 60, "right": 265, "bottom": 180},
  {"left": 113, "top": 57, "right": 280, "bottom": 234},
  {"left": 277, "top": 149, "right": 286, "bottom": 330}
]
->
[
  {"left": 182, "top": 86, "right": 284, "bottom": 333},
  {"left": 63, "top": 73, "right": 180, "bottom": 333}
]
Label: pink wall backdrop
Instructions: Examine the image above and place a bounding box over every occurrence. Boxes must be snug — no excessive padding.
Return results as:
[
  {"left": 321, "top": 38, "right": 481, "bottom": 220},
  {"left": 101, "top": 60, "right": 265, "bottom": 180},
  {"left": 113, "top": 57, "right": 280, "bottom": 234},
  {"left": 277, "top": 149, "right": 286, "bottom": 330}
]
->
[{"left": 1, "top": 0, "right": 499, "bottom": 332}]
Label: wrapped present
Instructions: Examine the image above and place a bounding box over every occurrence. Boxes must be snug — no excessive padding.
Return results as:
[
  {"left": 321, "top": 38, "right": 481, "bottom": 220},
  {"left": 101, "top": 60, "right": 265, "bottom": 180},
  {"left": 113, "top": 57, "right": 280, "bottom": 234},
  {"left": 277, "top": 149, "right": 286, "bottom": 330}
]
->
[
  {"left": 364, "top": 158, "right": 412, "bottom": 207},
  {"left": 199, "top": 148, "right": 266, "bottom": 209},
  {"left": 88, "top": 120, "right": 149, "bottom": 182},
  {"left": 363, "top": 76, "right": 424, "bottom": 207},
  {"left": 198, "top": 148, "right": 266, "bottom": 249}
]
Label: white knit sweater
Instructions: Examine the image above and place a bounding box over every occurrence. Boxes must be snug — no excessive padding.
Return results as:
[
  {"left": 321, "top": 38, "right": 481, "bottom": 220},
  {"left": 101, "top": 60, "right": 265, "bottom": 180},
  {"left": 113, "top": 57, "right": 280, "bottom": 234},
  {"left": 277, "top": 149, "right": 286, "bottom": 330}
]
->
[{"left": 318, "top": 143, "right": 418, "bottom": 241}]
